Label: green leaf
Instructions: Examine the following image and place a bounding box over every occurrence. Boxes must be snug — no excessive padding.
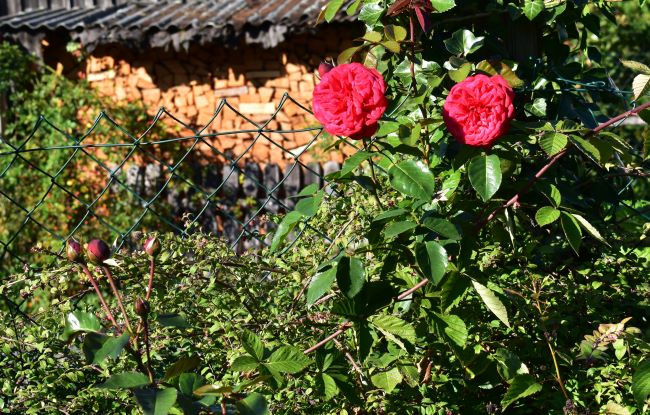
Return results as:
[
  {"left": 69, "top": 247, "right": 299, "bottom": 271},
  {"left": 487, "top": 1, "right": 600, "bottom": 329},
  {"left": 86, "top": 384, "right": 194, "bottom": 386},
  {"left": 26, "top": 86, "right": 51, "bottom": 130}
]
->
[
  {"left": 561, "top": 212, "right": 582, "bottom": 254},
  {"left": 270, "top": 210, "right": 302, "bottom": 252},
  {"left": 232, "top": 356, "right": 260, "bottom": 372},
  {"left": 337, "top": 46, "right": 361, "bottom": 64},
  {"left": 371, "top": 367, "right": 403, "bottom": 393},
  {"left": 538, "top": 182, "right": 562, "bottom": 207},
  {"left": 475, "top": 60, "right": 524, "bottom": 88},
  {"left": 156, "top": 313, "right": 191, "bottom": 328},
  {"left": 440, "top": 273, "right": 469, "bottom": 311},
  {"left": 604, "top": 401, "right": 632, "bottom": 415},
  {"left": 193, "top": 384, "right": 234, "bottom": 396},
  {"left": 572, "top": 214, "right": 609, "bottom": 246},
  {"left": 434, "top": 313, "right": 467, "bottom": 347},
  {"left": 374, "top": 208, "right": 407, "bottom": 222},
  {"left": 134, "top": 388, "right": 178, "bottom": 415},
  {"left": 539, "top": 132, "right": 568, "bottom": 156},
  {"left": 524, "top": 98, "right": 547, "bottom": 117},
  {"left": 443, "top": 29, "right": 485, "bottom": 56},
  {"left": 320, "top": 373, "right": 339, "bottom": 400},
  {"left": 449, "top": 62, "right": 472, "bottom": 83},
  {"left": 336, "top": 256, "right": 366, "bottom": 298},
  {"left": 468, "top": 154, "right": 502, "bottom": 202},
  {"left": 297, "top": 183, "right": 318, "bottom": 197},
  {"left": 346, "top": 0, "right": 362, "bottom": 15},
  {"left": 295, "top": 191, "right": 324, "bottom": 217},
  {"left": 307, "top": 267, "right": 337, "bottom": 304},
  {"left": 241, "top": 330, "right": 264, "bottom": 361},
  {"left": 62, "top": 311, "right": 101, "bottom": 341},
  {"left": 358, "top": 2, "right": 383, "bottom": 26},
  {"left": 382, "top": 40, "right": 400, "bottom": 53},
  {"left": 430, "top": 0, "right": 456, "bottom": 12},
  {"left": 98, "top": 372, "right": 151, "bottom": 389},
  {"left": 265, "top": 346, "right": 311, "bottom": 374},
  {"left": 370, "top": 315, "right": 416, "bottom": 346},
  {"left": 441, "top": 171, "right": 461, "bottom": 199},
  {"left": 522, "top": 0, "right": 544, "bottom": 20},
  {"left": 632, "top": 74, "right": 650, "bottom": 100},
  {"left": 621, "top": 60, "right": 650, "bottom": 75},
  {"left": 472, "top": 281, "right": 510, "bottom": 327},
  {"left": 501, "top": 374, "right": 543, "bottom": 409},
  {"left": 237, "top": 393, "right": 270, "bottom": 415},
  {"left": 384, "top": 220, "right": 417, "bottom": 239},
  {"left": 384, "top": 25, "right": 407, "bottom": 41},
  {"left": 422, "top": 217, "right": 461, "bottom": 240},
  {"left": 494, "top": 349, "right": 529, "bottom": 382},
  {"left": 340, "top": 151, "right": 373, "bottom": 176},
  {"left": 163, "top": 355, "right": 201, "bottom": 381},
  {"left": 178, "top": 373, "right": 203, "bottom": 396},
  {"left": 632, "top": 359, "right": 650, "bottom": 407},
  {"left": 388, "top": 160, "right": 436, "bottom": 200},
  {"left": 363, "top": 30, "right": 383, "bottom": 43},
  {"left": 324, "top": 0, "right": 345, "bottom": 22},
  {"left": 82, "top": 332, "right": 130, "bottom": 364},
  {"left": 535, "top": 206, "right": 560, "bottom": 227},
  {"left": 415, "top": 241, "right": 448, "bottom": 286},
  {"left": 570, "top": 135, "right": 601, "bottom": 163}
]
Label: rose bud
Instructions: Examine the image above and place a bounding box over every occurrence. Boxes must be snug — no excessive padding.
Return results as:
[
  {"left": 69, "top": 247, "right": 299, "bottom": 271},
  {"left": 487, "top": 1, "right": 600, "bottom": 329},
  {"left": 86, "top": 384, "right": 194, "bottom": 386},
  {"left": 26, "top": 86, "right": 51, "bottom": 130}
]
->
[
  {"left": 134, "top": 298, "right": 150, "bottom": 317},
  {"left": 86, "top": 239, "right": 111, "bottom": 264},
  {"left": 66, "top": 239, "right": 83, "bottom": 262},
  {"left": 143, "top": 235, "right": 161, "bottom": 257},
  {"left": 318, "top": 61, "right": 334, "bottom": 78}
]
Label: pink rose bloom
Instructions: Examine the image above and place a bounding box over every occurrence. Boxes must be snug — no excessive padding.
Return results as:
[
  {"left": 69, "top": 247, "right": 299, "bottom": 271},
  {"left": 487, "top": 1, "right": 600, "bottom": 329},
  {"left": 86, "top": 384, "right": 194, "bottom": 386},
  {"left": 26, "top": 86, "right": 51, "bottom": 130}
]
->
[
  {"left": 442, "top": 74, "right": 515, "bottom": 147},
  {"left": 313, "top": 63, "right": 387, "bottom": 140}
]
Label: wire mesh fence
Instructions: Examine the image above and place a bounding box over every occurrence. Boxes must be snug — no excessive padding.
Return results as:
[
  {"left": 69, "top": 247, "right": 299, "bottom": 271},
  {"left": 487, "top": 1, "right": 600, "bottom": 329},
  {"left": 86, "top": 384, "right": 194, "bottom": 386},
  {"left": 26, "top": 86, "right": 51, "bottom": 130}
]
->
[{"left": 0, "top": 93, "right": 360, "bottom": 274}]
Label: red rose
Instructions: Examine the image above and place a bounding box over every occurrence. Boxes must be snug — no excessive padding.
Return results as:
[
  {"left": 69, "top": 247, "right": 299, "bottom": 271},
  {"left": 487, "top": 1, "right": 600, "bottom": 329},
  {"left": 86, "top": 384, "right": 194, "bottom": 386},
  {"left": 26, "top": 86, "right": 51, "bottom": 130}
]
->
[
  {"left": 313, "top": 63, "right": 387, "bottom": 140},
  {"left": 442, "top": 74, "right": 515, "bottom": 147}
]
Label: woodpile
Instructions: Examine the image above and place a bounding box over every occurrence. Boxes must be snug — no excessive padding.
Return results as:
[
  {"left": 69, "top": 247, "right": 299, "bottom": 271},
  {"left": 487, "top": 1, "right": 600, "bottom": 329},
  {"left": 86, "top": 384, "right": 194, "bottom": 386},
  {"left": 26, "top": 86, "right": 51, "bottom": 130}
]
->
[{"left": 84, "top": 27, "right": 361, "bottom": 166}]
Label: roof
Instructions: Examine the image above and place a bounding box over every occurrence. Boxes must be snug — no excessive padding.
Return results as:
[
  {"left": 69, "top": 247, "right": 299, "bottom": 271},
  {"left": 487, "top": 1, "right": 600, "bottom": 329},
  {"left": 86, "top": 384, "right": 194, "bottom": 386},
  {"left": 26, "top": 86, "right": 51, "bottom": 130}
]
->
[{"left": 0, "top": 0, "right": 355, "bottom": 50}]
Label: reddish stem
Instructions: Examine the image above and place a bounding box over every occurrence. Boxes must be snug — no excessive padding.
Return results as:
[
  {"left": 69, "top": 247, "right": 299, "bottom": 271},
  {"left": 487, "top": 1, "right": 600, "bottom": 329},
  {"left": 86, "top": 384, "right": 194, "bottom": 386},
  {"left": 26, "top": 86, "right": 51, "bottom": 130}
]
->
[
  {"left": 80, "top": 263, "right": 120, "bottom": 330},
  {"left": 101, "top": 265, "right": 133, "bottom": 334},
  {"left": 146, "top": 257, "right": 155, "bottom": 301}
]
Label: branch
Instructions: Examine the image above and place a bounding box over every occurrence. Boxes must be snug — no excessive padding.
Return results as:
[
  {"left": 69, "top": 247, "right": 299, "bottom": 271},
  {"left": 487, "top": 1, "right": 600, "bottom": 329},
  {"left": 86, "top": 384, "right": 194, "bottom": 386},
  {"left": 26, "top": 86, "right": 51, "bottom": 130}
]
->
[{"left": 476, "top": 101, "right": 650, "bottom": 231}]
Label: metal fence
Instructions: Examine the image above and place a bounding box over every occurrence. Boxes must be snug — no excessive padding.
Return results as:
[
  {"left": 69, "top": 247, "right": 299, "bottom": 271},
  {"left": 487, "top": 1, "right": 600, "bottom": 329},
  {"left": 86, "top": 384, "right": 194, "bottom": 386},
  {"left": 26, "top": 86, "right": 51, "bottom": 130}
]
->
[{"left": 0, "top": 93, "right": 358, "bottom": 273}]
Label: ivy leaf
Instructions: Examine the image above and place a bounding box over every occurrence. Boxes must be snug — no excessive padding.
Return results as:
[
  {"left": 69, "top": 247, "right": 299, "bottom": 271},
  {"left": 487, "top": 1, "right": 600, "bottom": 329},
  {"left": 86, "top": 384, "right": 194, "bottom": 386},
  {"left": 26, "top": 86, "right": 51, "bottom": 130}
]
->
[
  {"left": 62, "top": 311, "right": 101, "bottom": 342},
  {"left": 561, "top": 212, "right": 582, "bottom": 254},
  {"left": 524, "top": 98, "right": 547, "bottom": 117},
  {"left": 307, "top": 267, "right": 337, "bottom": 304},
  {"left": 134, "top": 388, "right": 178, "bottom": 415},
  {"left": 539, "top": 132, "right": 568, "bottom": 156},
  {"left": 82, "top": 332, "right": 130, "bottom": 365},
  {"left": 358, "top": 2, "right": 383, "bottom": 26},
  {"left": 98, "top": 372, "right": 151, "bottom": 389},
  {"left": 434, "top": 313, "right": 468, "bottom": 347},
  {"left": 370, "top": 367, "right": 403, "bottom": 393},
  {"left": 415, "top": 241, "right": 448, "bottom": 286},
  {"left": 430, "top": 0, "right": 456, "bottom": 13},
  {"left": 241, "top": 330, "right": 264, "bottom": 361},
  {"left": 370, "top": 315, "right": 417, "bottom": 346},
  {"left": 535, "top": 206, "right": 560, "bottom": 227},
  {"left": 264, "top": 346, "right": 311, "bottom": 374},
  {"left": 472, "top": 281, "right": 510, "bottom": 327},
  {"left": 522, "top": 0, "right": 544, "bottom": 20},
  {"left": 468, "top": 154, "right": 502, "bottom": 201},
  {"left": 572, "top": 214, "right": 609, "bottom": 246},
  {"left": 444, "top": 29, "right": 485, "bottom": 56},
  {"left": 501, "top": 374, "right": 543, "bottom": 409},
  {"left": 632, "top": 359, "right": 650, "bottom": 407},
  {"left": 336, "top": 257, "right": 365, "bottom": 298},
  {"left": 388, "top": 160, "right": 436, "bottom": 200},
  {"left": 632, "top": 74, "right": 650, "bottom": 100}
]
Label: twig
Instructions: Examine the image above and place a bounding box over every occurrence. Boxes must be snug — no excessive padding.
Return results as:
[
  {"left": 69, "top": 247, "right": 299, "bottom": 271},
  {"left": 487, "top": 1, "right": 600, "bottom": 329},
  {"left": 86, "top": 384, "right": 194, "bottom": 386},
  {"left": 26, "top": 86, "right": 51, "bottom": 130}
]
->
[{"left": 476, "top": 101, "right": 650, "bottom": 230}]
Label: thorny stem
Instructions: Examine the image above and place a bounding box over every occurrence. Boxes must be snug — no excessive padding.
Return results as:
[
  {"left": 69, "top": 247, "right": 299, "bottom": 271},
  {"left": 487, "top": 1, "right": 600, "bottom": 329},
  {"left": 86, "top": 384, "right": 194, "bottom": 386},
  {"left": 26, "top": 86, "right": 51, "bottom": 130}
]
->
[
  {"left": 146, "top": 257, "right": 155, "bottom": 301},
  {"left": 101, "top": 265, "right": 133, "bottom": 334},
  {"left": 532, "top": 282, "right": 569, "bottom": 401},
  {"left": 476, "top": 101, "right": 650, "bottom": 231},
  {"left": 79, "top": 263, "right": 120, "bottom": 330}
]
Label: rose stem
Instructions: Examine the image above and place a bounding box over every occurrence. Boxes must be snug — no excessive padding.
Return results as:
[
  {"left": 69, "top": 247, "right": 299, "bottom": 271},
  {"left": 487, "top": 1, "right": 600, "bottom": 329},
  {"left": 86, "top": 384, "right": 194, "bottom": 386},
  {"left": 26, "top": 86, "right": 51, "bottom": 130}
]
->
[
  {"left": 363, "top": 138, "right": 384, "bottom": 210},
  {"left": 79, "top": 263, "right": 120, "bottom": 330},
  {"left": 142, "top": 313, "right": 155, "bottom": 383},
  {"left": 146, "top": 256, "right": 155, "bottom": 301},
  {"left": 101, "top": 265, "right": 133, "bottom": 334}
]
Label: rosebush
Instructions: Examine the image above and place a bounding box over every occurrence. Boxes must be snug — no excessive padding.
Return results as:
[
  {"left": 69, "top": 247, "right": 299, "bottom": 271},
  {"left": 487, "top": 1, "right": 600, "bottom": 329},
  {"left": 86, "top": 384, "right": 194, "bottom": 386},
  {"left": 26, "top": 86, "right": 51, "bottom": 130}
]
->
[{"left": 2, "top": 0, "right": 650, "bottom": 414}]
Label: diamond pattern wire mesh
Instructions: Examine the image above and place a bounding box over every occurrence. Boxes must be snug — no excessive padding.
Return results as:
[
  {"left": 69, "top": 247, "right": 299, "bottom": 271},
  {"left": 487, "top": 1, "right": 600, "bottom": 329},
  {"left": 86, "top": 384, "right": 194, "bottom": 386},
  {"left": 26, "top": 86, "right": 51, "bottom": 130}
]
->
[{"left": 0, "top": 93, "right": 360, "bottom": 274}]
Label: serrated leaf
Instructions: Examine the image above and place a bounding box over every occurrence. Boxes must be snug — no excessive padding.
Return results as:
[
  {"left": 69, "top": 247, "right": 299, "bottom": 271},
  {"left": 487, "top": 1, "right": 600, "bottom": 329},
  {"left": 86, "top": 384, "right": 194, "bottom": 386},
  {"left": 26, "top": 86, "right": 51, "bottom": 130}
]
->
[
  {"left": 472, "top": 281, "right": 510, "bottom": 327},
  {"left": 539, "top": 132, "right": 568, "bottom": 156},
  {"left": 430, "top": 0, "right": 456, "bottom": 12},
  {"left": 561, "top": 212, "right": 582, "bottom": 254},
  {"left": 535, "top": 206, "right": 560, "bottom": 227},
  {"left": 134, "top": 388, "right": 177, "bottom": 415},
  {"left": 440, "top": 273, "right": 469, "bottom": 311},
  {"left": 307, "top": 267, "right": 337, "bottom": 304},
  {"left": 495, "top": 349, "right": 529, "bottom": 382},
  {"left": 237, "top": 393, "right": 270, "bottom": 415},
  {"left": 501, "top": 374, "right": 542, "bottom": 409},
  {"left": 336, "top": 256, "right": 365, "bottom": 298},
  {"left": 371, "top": 315, "right": 416, "bottom": 346},
  {"left": 265, "top": 346, "right": 311, "bottom": 374},
  {"left": 434, "top": 313, "right": 467, "bottom": 347},
  {"left": 621, "top": 60, "right": 650, "bottom": 75},
  {"left": 522, "top": 0, "right": 544, "bottom": 20},
  {"left": 468, "top": 154, "right": 502, "bottom": 202},
  {"left": 632, "top": 359, "right": 650, "bottom": 407},
  {"left": 632, "top": 74, "right": 650, "bottom": 100},
  {"left": 604, "top": 401, "right": 632, "bottom": 415},
  {"left": 384, "top": 220, "right": 417, "bottom": 238},
  {"left": 98, "top": 372, "right": 151, "bottom": 389},
  {"left": 388, "top": 160, "right": 436, "bottom": 200},
  {"left": 572, "top": 214, "right": 609, "bottom": 246},
  {"left": 570, "top": 135, "right": 601, "bottom": 163},
  {"left": 82, "top": 332, "right": 130, "bottom": 364},
  {"left": 537, "top": 182, "right": 562, "bottom": 207},
  {"left": 241, "top": 330, "right": 264, "bottom": 361},
  {"left": 232, "top": 356, "right": 261, "bottom": 372},
  {"left": 163, "top": 355, "right": 201, "bottom": 381},
  {"left": 320, "top": 373, "right": 339, "bottom": 400},
  {"left": 370, "top": 367, "right": 403, "bottom": 393},
  {"left": 415, "top": 241, "right": 448, "bottom": 286}
]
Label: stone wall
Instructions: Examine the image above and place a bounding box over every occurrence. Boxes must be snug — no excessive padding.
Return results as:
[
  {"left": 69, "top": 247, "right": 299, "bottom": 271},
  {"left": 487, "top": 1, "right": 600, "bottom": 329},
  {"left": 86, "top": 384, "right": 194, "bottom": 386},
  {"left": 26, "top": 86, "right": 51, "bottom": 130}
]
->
[{"left": 83, "top": 24, "right": 362, "bottom": 166}]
